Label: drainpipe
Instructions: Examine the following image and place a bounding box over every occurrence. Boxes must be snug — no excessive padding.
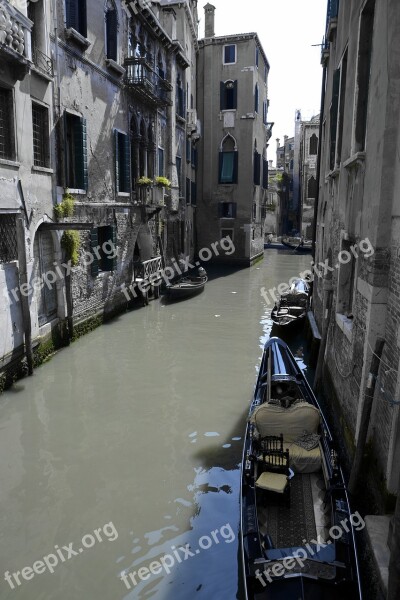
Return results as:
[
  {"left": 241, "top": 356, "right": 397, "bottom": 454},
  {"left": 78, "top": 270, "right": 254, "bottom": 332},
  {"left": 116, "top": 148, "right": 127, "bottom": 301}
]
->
[
  {"left": 311, "top": 60, "right": 327, "bottom": 261},
  {"left": 16, "top": 216, "right": 33, "bottom": 375}
]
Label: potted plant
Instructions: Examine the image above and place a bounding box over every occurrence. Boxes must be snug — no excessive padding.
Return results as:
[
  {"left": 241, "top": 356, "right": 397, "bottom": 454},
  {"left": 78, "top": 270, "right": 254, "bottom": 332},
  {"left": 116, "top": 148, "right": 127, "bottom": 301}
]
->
[
  {"left": 153, "top": 176, "right": 171, "bottom": 206},
  {"left": 137, "top": 176, "right": 153, "bottom": 205},
  {"left": 137, "top": 176, "right": 153, "bottom": 187}
]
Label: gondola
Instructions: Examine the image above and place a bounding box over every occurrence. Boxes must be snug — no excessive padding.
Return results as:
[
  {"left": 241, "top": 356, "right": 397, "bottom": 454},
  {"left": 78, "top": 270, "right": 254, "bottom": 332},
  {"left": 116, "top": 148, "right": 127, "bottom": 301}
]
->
[
  {"left": 240, "top": 337, "right": 362, "bottom": 600},
  {"left": 164, "top": 267, "right": 207, "bottom": 300},
  {"left": 271, "top": 278, "right": 309, "bottom": 327},
  {"left": 282, "top": 237, "right": 312, "bottom": 253}
]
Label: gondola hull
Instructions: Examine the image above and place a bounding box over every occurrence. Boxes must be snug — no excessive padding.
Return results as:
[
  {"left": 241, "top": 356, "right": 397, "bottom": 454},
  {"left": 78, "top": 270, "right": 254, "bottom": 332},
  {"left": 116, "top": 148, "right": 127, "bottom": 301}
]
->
[
  {"left": 240, "top": 338, "right": 362, "bottom": 600},
  {"left": 270, "top": 278, "right": 309, "bottom": 327},
  {"left": 164, "top": 275, "right": 207, "bottom": 300},
  {"left": 281, "top": 238, "right": 312, "bottom": 253}
]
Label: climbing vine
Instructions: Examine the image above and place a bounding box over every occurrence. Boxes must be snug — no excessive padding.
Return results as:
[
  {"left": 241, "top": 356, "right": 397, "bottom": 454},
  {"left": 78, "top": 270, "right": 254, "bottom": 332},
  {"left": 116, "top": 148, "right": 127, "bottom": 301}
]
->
[
  {"left": 54, "top": 191, "right": 75, "bottom": 218},
  {"left": 61, "top": 230, "right": 80, "bottom": 266}
]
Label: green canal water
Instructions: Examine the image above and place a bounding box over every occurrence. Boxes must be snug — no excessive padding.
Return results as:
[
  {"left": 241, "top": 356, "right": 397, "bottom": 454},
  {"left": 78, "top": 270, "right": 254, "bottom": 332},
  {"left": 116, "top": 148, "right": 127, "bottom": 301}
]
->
[{"left": 0, "top": 251, "right": 311, "bottom": 600}]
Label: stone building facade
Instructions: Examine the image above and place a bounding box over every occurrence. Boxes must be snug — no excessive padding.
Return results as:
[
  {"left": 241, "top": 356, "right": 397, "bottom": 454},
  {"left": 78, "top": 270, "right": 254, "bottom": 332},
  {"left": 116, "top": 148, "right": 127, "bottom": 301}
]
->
[
  {"left": 0, "top": 0, "right": 199, "bottom": 387},
  {"left": 313, "top": 0, "right": 400, "bottom": 592},
  {"left": 298, "top": 114, "right": 319, "bottom": 239},
  {"left": 275, "top": 135, "right": 295, "bottom": 234},
  {"left": 196, "top": 4, "right": 272, "bottom": 265}
]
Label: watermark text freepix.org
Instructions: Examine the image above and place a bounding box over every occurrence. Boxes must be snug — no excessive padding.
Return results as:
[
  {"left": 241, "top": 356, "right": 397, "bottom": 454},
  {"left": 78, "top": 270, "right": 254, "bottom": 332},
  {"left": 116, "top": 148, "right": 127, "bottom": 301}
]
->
[
  {"left": 120, "top": 522, "right": 235, "bottom": 590},
  {"left": 4, "top": 522, "right": 118, "bottom": 590},
  {"left": 255, "top": 511, "right": 365, "bottom": 587},
  {"left": 260, "top": 237, "right": 375, "bottom": 305}
]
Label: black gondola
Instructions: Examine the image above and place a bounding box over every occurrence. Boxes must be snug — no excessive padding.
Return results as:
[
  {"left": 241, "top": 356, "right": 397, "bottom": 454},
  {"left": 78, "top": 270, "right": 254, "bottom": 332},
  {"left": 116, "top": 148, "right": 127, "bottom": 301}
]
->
[
  {"left": 240, "top": 337, "right": 362, "bottom": 600},
  {"left": 282, "top": 237, "right": 313, "bottom": 253},
  {"left": 271, "top": 278, "right": 309, "bottom": 327},
  {"left": 164, "top": 267, "right": 207, "bottom": 300}
]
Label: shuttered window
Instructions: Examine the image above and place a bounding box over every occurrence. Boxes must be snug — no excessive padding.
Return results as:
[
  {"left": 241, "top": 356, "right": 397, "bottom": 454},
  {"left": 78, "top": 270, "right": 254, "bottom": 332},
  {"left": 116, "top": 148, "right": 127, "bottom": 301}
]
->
[
  {"left": 254, "top": 83, "right": 259, "bottom": 113},
  {"left": 105, "top": 8, "right": 118, "bottom": 61},
  {"left": 218, "top": 202, "right": 237, "bottom": 218},
  {"left": 253, "top": 151, "right": 261, "bottom": 185},
  {"left": 219, "top": 151, "right": 238, "bottom": 184},
  {"left": 329, "top": 69, "right": 340, "bottom": 170},
  {"left": 90, "top": 225, "right": 117, "bottom": 277},
  {"left": 0, "top": 88, "right": 13, "bottom": 160},
  {"left": 32, "top": 103, "right": 49, "bottom": 167},
  {"left": 220, "top": 80, "right": 237, "bottom": 110},
  {"left": 191, "top": 181, "right": 197, "bottom": 206},
  {"left": 114, "top": 130, "right": 130, "bottom": 193},
  {"left": 66, "top": 0, "right": 87, "bottom": 37},
  {"left": 64, "top": 112, "right": 88, "bottom": 190},
  {"left": 262, "top": 157, "right": 268, "bottom": 189}
]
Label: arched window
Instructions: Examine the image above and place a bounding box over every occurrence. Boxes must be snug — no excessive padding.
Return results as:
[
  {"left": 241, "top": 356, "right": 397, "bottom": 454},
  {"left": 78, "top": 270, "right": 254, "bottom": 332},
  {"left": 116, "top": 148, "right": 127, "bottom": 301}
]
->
[
  {"left": 105, "top": 1, "right": 118, "bottom": 61},
  {"left": 220, "top": 80, "right": 237, "bottom": 110},
  {"left": 308, "top": 176, "right": 317, "bottom": 199},
  {"left": 309, "top": 133, "right": 318, "bottom": 155},
  {"left": 219, "top": 134, "right": 238, "bottom": 184}
]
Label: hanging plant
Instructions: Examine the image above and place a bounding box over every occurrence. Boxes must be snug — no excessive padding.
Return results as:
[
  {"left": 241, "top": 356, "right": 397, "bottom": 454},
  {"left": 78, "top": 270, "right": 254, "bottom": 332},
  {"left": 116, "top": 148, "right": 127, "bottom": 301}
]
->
[
  {"left": 61, "top": 230, "right": 80, "bottom": 266},
  {"left": 54, "top": 191, "right": 75, "bottom": 218}
]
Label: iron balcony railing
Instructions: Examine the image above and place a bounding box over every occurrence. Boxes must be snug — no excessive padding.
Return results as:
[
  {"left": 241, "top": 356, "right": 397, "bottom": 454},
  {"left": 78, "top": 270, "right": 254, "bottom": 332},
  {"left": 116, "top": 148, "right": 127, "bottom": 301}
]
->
[
  {"left": 32, "top": 46, "right": 53, "bottom": 77},
  {"left": 134, "top": 256, "right": 163, "bottom": 282},
  {"left": 124, "top": 57, "right": 172, "bottom": 107}
]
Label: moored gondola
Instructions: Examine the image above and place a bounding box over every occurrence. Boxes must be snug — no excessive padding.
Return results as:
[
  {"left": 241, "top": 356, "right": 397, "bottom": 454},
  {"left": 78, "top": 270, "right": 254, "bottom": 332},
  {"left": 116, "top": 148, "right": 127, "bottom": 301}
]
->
[
  {"left": 271, "top": 278, "right": 309, "bottom": 327},
  {"left": 164, "top": 267, "right": 208, "bottom": 300},
  {"left": 282, "top": 237, "right": 313, "bottom": 253},
  {"left": 240, "top": 337, "right": 362, "bottom": 600}
]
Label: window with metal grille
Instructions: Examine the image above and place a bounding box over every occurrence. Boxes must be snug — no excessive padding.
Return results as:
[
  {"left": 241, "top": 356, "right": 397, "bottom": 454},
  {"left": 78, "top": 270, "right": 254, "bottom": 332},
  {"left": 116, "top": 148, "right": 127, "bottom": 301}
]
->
[
  {"left": 0, "top": 214, "right": 18, "bottom": 263},
  {"left": 0, "top": 88, "right": 13, "bottom": 160},
  {"left": 64, "top": 112, "right": 88, "bottom": 190},
  {"left": 32, "top": 103, "right": 49, "bottom": 167}
]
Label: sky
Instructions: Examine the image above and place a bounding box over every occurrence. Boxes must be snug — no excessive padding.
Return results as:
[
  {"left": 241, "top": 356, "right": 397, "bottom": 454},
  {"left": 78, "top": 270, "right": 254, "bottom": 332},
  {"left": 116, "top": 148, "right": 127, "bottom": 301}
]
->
[{"left": 198, "top": 0, "right": 327, "bottom": 160}]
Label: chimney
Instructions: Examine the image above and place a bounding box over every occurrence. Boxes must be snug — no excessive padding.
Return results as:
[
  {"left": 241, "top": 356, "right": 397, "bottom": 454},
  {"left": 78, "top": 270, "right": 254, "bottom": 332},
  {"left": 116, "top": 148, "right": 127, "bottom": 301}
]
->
[
  {"left": 276, "top": 138, "right": 280, "bottom": 150},
  {"left": 204, "top": 3, "right": 216, "bottom": 38},
  {"left": 269, "top": 160, "right": 273, "bottom": 168}
]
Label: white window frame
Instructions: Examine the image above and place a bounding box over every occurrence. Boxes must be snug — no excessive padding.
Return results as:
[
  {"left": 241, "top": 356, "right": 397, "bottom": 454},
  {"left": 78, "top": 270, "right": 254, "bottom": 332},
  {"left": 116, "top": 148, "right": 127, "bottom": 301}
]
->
[{"left": 223, "top": 44, "right": 237, "bottom": 65}]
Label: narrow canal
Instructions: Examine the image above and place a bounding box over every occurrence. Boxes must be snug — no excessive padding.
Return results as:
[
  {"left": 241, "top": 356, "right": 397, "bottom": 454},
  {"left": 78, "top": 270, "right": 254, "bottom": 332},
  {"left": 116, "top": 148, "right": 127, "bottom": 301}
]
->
[{"left": 0, "top": 251, "right": 312, "bottom": 600}]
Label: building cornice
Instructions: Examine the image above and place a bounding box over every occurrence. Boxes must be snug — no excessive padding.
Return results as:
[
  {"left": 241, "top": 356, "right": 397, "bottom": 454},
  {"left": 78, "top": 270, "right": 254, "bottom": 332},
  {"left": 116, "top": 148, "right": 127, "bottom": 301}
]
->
[{"left": 199, "top": 32, "right": 269, "bottom": 69}]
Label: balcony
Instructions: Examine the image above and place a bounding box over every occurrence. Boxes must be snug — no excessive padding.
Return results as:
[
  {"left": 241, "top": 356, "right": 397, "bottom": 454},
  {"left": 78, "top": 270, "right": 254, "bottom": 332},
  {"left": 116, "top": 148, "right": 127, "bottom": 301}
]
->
[
  {"left": 134, "top": 256, "right": 163, "bottom": 282},
  {"left": 0, "top": 1, "right": 32, "bottom": 79},
  {"left": 32, "top": 45, "right": 53, "bottom": 78},
  {"left": 124, "top": 57, "right": 172, "bottom": 107}
]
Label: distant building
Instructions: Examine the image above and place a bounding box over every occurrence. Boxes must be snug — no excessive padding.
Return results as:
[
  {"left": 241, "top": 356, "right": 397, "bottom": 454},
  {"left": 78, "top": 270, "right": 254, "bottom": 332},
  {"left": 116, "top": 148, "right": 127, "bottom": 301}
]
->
[
  {"left": 197, "top": 4, "right": 272, "bottom": 265},
  {"left": 276, "top": 135, "right": 295, "bottom": 234},
  {"left": 298, "top": 114, "right": 319, "bottom": 239},
  {"left": 264, "top": 162, "right": 280, "bottom": 236}
]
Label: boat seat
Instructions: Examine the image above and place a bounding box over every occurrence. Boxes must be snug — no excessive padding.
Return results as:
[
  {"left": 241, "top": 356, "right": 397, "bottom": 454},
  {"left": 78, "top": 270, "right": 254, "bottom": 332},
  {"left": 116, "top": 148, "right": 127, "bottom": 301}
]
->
[
  {"left": 256, "top": 471, "right": 288, "bottom": 494},
  {"left": 250, "top": 402, "right": 322, "bottom": 474}
]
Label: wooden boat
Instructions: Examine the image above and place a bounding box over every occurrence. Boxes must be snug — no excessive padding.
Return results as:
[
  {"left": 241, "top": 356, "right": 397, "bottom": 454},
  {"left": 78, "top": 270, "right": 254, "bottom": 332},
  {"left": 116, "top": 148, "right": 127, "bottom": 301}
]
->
[
  {"left": 240, "top": 337, "right": 362, "bottom": 600},
  {"left": 164, "top": 267, "right": 207, "bottom": 300},
  {"left": 271, "top": 278, "right": 309, "bottom": 327},
  {"left": 282, "top": 237, "right": 313, "bottom": 253}
]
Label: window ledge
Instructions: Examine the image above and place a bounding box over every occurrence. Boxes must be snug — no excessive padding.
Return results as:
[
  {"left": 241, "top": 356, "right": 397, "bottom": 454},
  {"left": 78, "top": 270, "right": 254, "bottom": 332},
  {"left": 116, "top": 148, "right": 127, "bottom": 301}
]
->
[
  {"left": 32, "top": 166, "right": 53, "bottom": 174},
  {"left": 105, "top": 59, "right": 125, "bottom": 76},
  {"left": 176, "top": 114, "right": 186, "bottom": 124},
  {"left": 241, "top": 113, "right": 255, "bottom": 120},
  {"left": 0, "top": 159, "right": 20, "bottom": 169},
  {"left": 343, "top": 152, "right": 366, "bottom": 169},
  {"left": 117, "top": 192, "right": 130, "bottom": 197},
  {"left": 66, "top": 188, "right": 86, "bottom": 195},
  {"left": 65, "top": 28, "right": 91, "bottom": 50},
  {"left": 336, "top": 313, "right": 353, "bottom": 342},
  {"left": 326, "top": 167, "right": 340, "bottom": 180},
  {"left": 31, "top": 66, "right": 53, "bottom": 82}
]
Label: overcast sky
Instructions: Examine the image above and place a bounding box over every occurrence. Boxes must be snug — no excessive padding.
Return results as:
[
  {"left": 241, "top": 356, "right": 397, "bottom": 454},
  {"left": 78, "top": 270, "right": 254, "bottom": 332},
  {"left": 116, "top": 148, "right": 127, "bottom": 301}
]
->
[{"left": 198, "top": 0, "right": 327, "bottom": 159}]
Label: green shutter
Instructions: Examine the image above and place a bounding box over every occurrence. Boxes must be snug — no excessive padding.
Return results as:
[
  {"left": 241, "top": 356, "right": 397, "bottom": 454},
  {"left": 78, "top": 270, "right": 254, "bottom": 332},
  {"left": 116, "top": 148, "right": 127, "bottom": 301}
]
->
[
  {"left": 102, "top": 225, "right": 117, "bottom": 272},
  {"left": 74, "top": 116, "right": 87, "bottom": 190},
  {"left": 233, "top": 151, "right": 238, "bottom": 184},
  {"left": 66, "top": 0, "right": 78, "bottom": 30},
  {"left": 114, "top": 130, "right": 120, "bottom": 193},
  {"left": 106, "top": 9, "right": 117, "bottom": 61},
  {"left": 123, "top": 134, "right": 131, "bottom": 193},
  {"left": 220, "top": 82, "right": 225, "bottom": 111},
  {"left": 90, "top": 228, "right": 99, "bottom": 277},
  {"left": 233, "top": 80, "right": 238, "bottom": 109}
]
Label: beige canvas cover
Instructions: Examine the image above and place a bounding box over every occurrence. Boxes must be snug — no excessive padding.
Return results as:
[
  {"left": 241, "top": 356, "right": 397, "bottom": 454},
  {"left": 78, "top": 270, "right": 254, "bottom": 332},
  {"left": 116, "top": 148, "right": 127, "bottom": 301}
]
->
[{"left": 250, "top": 401, "right": 320, "bottom": 442}]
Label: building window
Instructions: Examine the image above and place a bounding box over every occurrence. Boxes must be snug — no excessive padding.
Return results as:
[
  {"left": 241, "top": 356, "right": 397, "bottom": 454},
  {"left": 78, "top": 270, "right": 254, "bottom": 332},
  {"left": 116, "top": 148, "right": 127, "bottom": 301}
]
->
[
  {"left": 0, "top": 88, "right": 14, "bottom": 160},
  {"left": 337, "top": 240, "right": 356, "bottom": 315},
  {"left": 253, "top": 150, "right": 261, "bottom": 185},
  {"left": 105, "top": 2, "right": 118, "bottom": 61},
  {"left": 186, "top": 177, "right": 190, "bottom": 203},
  {"left": 64, "top": 112, "right": 88, "bottom": 190},
  {"left": 336, "top": 50, "right": 348, "bottom": 166},
  {"left": 253, "top": 204, "right": 257, "bottom": 219},
  {"left": 218, "top": 202, "right": 237, "bottom": 218},
  {"left": 32, "top": 103, "right": 49, "bottom": 168},
  {"left": 254, "top": 83, "right": 259, "bottom": 113},
  {"left": 176, "top": 76, "right": 185, "bottom": 118},
  {"left": 90, "top": 225, "right": 117, "bottom": 276},
  {"left": 255, "top": 46, "right": 259, "bottom": 67},
  {"left": 221, "top": 228, "right": 233, "bottom": 242},
  {"left": 114, "top": 130, "right": 130, "bottom": 193},
  {"left": 0, "top": 214, "right": 18, "bottom": 263},
  {"left": 330, "top": 69, "right": 340, "bottom": 170},
  {"left": 186, "top": 138, "right": 191, "bottom": 162},
  {"left": 191, "top": 146, "right": 198, "bottom": 169},
  {"left": 176, "top": 156, "right": 182, "bottom": 194},
  {"left": 308, "top": 176, "right": 317, "bottom": 199},
  {"left": 264, "top": 64, "right": 268, "bottom": 83},
  {"left": 158, "top": 147, "right": 164, "bottom": 176},
  {"left": 223, "top": 44, "right": 236, "bottom": 64},
  {"left": 309, "top": 133, "right": 318, "bottom": 156},
  {"left": 191, "top": 180, "right": 197, "bottom": 206},
  {"left": 66, "top": 0, "right": 87, "bottom": 38},
  {"left": 220, "top": 80, "right": 237, "bottom": 110},
  {"left": 263, "top": 100, "right": 268, "bottom": 125},
  {"left": 219, "top": 135, "right": 238, "bottom": 184},
  {"left": 355, "top": 0, "right": 375, "bottom": 152}
]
